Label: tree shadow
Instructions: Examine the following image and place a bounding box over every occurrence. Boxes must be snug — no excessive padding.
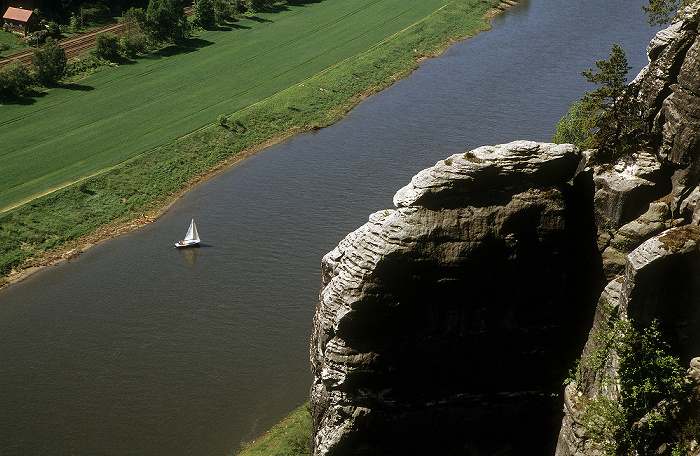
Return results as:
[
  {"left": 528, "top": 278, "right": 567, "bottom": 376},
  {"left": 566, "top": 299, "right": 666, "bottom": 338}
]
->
[
  {"left": 147, "top": 37, "right": 215, "bottom": 59},
  {"left": 0, "top": 94, "right": 38, "bottom": 105},
  {"left": 62, "top": 83, "right": 94, "bottom": 91},
  {"left": 262, "top": 0, "right": 324, "bottom": 13},
  {"left": 0, "top": 88, "right": 46, "bottom": 105},
  {"left": 228, "top": 22, "right": 252, "bottom": 29},
  {"left": 247, "top": 15, "right": 273, "bottom": 23}
]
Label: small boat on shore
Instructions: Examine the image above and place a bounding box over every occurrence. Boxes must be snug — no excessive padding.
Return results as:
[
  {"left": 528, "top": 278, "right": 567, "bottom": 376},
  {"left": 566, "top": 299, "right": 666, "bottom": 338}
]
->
[{"left": 175, "top": 218, "right": 200, "bottom": 248}]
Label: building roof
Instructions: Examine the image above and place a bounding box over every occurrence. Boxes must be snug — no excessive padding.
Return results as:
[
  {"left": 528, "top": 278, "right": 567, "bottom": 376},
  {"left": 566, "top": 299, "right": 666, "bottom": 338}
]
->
[{"left": 3, "top": 7, "right": 34, "bottom": 22}]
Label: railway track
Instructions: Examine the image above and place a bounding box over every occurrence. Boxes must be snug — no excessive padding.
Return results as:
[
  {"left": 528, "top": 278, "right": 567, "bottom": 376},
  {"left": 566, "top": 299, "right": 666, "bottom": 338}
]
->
[{"left": 0, "top": 6, "right": 193, "bottom": 69}]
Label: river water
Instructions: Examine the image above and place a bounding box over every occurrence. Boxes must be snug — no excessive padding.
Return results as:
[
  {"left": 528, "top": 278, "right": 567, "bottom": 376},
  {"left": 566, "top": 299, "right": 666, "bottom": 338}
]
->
[{"left": 0, "top": 1, "right": 659, "bottom": 455}]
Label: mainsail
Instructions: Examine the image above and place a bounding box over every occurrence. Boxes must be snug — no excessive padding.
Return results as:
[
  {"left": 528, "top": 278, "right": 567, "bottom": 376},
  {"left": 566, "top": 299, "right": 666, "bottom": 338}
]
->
[{"left": 185, "top": 219, "right": 200, "bottom": 243}]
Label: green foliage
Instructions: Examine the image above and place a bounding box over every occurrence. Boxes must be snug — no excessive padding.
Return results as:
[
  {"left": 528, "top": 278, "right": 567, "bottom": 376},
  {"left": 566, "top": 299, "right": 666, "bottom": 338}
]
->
[
  {"left": 617, "top": 320, "right": 687, "bottom": 452},
  {"left": 46, "top": 21, "right": 62, "bottom": 39},
  {"left": 144, "top": 0, "right": 189, "bottom": 43},
  {"left": 248, "top": 0, "right": 272, "bottom": 13},
  {"left": 579, "top": 396, "right": 625, "bottom": 455},
  {"left": 31, "top": 37, "right": 67, "bottom": 86},
  {"left": 554, "top": 43, "right": 644, "bottom": 161},
  {"left": 0, "top": 60, "right": 33, "bottom": 99},
  {"left": 581, "top": 44, "right": 631, "bottom": 112},
  {"left": 92, "top": 33, "right": 121, "bottom": 61},
  {"left": 215, "top": 0, "right": 240, "bottom": 22},
  {"left": 80, "top": 2, "right": 113, "bottom": 25},
  {"left": 572, "top": 306, "right": 689, "bottom": 455},
  {"left": 64, "top": 54, "right": 110, "bottom": 79},
  {"left": 218, "top": 114, "right": 229, "bottom": 127},
  {"left": 70, "top": 12, "right": 83, "bottom": 32},
  {"left": 234, "top": 403, "right": 311, "bottom": 456},
  {"left": 119, "top": 33, "right": 148, "bottom": 59},
  {"left": 123, "top": 6, "right": 146, "bottom": 29},
  {"left": 643, "top": 0, "right": 693, "bottom": 25},
  {"left": 193, "top": 0, "right": 217, "bottom": 29},
  {"left": 552, "top": 101, "right": 592, "bottom": 148}
]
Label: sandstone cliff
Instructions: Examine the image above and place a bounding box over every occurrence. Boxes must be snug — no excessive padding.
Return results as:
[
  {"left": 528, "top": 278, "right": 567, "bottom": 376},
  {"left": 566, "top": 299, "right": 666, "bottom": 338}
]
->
[
  {"left": 555, "top": 3, "right": 700, "bottom": 455},
  {"left": 310, "top": 3, "right": 700, "bottom": 455},
  {"left": 310, "top": 141, "right": 604, "bottom": 455}
]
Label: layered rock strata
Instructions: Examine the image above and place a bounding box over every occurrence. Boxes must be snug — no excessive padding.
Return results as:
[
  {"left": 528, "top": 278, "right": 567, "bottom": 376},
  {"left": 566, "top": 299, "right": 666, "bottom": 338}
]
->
[{"left": 310, "top": 141, "right": 604, "bottom": 455}]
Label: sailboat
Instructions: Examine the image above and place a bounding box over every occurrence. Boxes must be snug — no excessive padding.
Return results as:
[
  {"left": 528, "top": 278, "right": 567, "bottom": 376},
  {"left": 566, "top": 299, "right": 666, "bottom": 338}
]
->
[{"left": 175, "top": 218, "right": 200, "bottom": 248}]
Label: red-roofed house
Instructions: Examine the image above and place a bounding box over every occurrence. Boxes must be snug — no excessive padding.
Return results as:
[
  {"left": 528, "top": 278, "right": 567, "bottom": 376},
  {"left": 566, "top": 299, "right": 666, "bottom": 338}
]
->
[{"left": 3, "top": 6, "right": 39, "bottom": 35}]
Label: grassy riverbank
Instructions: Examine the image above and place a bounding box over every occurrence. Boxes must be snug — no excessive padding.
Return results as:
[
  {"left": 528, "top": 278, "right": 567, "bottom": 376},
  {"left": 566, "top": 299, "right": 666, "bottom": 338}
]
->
[
  {"left": 234, "top": 403, "right": 312, "bottom": 456},
  {"left": 0, "top": 0, "right": 507, "bottom": 285}
]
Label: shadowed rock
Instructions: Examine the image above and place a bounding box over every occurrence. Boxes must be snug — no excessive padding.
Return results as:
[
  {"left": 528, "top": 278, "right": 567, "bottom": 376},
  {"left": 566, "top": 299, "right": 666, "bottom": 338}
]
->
[{"left": 310, "top": 141, "right": 604, "bottom": 455}]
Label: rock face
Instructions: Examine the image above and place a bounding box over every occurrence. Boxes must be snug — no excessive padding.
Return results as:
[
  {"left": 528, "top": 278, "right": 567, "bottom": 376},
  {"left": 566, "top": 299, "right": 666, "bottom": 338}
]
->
[
  {"left": 555, "top": 225, "right": 700, "bottom": 456},
  {"left": 631, "top": 2, "right": 700, "bottom": 215},
  {"left": 310, "top": 4, "right": 700, "bottom": 455},
  {"left": 554, "top": 7, "right": 700, "bottom": 454},
  {"left": 310, "top": 141, "right": 604, "bottom": 455}
]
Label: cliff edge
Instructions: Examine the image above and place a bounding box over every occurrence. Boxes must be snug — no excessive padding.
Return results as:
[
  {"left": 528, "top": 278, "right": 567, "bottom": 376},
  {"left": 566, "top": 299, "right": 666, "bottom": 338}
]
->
[
  {"left": 310, "top": 141, "right": 604, "bottom": 455},
  {"left": 310, "top": 2, "right": 700, "bottom": 455}
]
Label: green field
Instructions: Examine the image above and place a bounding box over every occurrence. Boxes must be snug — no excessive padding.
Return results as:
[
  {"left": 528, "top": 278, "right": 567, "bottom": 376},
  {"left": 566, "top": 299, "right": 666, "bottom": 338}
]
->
[
  {"left": 0, "top": 0, "right": 501, "bottom": 279},
  {"left": 0, "top": 0, "right": 457, "bottom": 211}
]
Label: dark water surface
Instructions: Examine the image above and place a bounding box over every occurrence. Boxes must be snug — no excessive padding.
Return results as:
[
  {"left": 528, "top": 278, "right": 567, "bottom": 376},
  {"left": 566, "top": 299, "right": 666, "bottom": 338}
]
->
[{"left": 0, "top": 1, "right": 659, "bottom": 455}]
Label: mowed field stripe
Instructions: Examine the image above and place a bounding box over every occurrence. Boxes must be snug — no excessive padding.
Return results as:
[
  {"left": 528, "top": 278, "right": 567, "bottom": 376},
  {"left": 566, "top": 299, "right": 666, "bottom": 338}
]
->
[{"left": 0, "top": 0, "right": 452, "bottom": 210}]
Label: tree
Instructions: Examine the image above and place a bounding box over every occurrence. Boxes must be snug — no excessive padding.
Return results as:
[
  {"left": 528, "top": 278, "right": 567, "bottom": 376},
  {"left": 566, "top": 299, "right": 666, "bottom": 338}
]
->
[
  {"left": 552, "top": 101, "right": 589, "bottom": 147},
  {"left": 193, "top": 0, "right": 217, "bottom": 29},
  {"left": 31, "top": 37, "right": 67, "bottom": 86},
  {"left": 643, "top": 0, "right": 693, "bottom": 25},
  {"left": 554, "top": 44, "right": 643, "bottom": 160},
  {"left": 0, "top": 60, "right": 33, "bottom": 99},
  {"left": 248, "top": 0, "right": 270, "bottom": 13},
  {"left": 580, "top": 44, "right": 640, "bottom": 158},
  {"left": 144, "top": 0, "right": 188, "bottom": 43}
]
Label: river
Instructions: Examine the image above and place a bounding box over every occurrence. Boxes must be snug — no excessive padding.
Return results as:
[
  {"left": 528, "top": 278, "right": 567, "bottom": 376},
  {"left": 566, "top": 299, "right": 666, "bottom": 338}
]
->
[{"left": 0, "top": 1, "right": 660, "bottom": 455}]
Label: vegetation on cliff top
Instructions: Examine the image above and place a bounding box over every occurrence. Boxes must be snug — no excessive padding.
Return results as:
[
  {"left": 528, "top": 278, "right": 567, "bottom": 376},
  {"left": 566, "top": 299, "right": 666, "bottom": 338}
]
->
[{"left": 553, "top": 0, "right": 694, "bottom": 162}]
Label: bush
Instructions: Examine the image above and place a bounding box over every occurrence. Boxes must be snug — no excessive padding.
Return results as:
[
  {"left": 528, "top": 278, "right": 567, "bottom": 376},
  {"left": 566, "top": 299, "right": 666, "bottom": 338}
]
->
[
  {"left": 0, "top": 60, "right": 32, "bottom": 98},
  {"left": 47, "top": 21, "right": 61, "bottom": 39},
  {"left": 93, "top": 33, "right": 121, "bottom": 61},
  {"left": 64, "top": 54, "right": 109, "bottom": 79},
  {"left": 70, "top": 12, "right": 83, "bottom": 32},
  {"left": 119, "top": 33, "right": 147, "bottom": 59},
  {"left": 80, "top": 3, "right": 112, "bottom": 24},
  {"left": 215, "top": 0, "right": 237, "bottom": 21}
]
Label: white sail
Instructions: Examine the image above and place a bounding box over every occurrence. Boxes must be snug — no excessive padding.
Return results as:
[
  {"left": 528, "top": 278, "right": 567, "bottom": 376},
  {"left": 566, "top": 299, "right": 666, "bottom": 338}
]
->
[
  {"left": 185, "top": 219, "right": 200, "bottom": 242},
  {"left": 175, "top": 219, "right": 200, "bottom": 247},
  {"left": 190, "top": 220, "right": 200, "bottom": 243}
]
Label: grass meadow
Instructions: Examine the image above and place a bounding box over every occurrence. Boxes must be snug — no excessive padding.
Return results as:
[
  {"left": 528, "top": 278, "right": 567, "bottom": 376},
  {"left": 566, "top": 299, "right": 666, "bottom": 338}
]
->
[
  {"left": 0, "top": 0, "right": 456, "bottom": 212},
  {"left": 0, "top": 0, "right": 501, "bottom": 280}
]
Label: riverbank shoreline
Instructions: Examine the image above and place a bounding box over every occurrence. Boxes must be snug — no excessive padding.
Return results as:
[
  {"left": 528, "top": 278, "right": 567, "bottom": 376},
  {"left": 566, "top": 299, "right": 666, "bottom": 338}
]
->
[{"left": 1, "top": 0, "right": 519, "bottom": 291}]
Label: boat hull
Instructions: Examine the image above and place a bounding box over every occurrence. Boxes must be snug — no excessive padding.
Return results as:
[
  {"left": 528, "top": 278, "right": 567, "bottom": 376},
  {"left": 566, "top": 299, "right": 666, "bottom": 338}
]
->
[{"left": 175, "top": 240, "right": 200, "bottom": 248}]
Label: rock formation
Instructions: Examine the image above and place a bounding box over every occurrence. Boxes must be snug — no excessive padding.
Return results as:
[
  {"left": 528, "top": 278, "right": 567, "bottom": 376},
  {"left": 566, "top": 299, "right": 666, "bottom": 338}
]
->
[
  {"left": 310, "top": 141, "right": 604, "bottom": 455},
  {"left": 556, "top": 4, "right": 700, "bottom": 455},
  {"left": 311, "top": 3, "right": 700, "bottom": 455}
]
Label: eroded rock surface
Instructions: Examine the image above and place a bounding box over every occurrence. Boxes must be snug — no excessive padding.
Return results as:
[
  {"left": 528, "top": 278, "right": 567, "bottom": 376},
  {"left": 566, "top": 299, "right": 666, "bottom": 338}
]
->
[
  {"left": 556, "top": 225, "right": 700, "bottom": 456},
  {"left": 631, "top": 3, "right": 700, "bottom": 214},
  {"left": 311, "top": 141, "right": 604, "bottom": 455}
]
